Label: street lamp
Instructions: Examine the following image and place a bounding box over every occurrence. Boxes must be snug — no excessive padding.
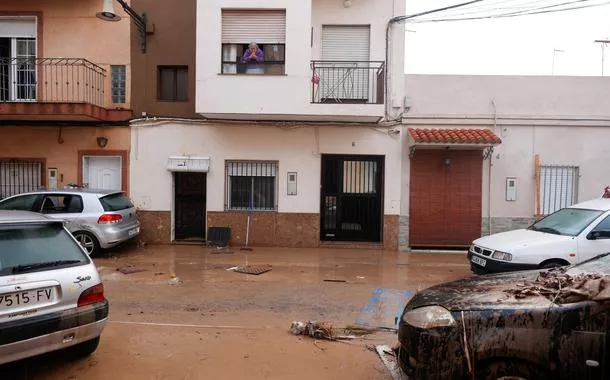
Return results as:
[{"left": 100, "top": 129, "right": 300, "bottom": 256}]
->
[{"left": 96, "top": 0, "right": 150, "bottom": 53}]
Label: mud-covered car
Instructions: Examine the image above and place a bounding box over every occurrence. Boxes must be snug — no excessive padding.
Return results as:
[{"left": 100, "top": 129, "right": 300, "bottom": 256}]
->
[{"left": 398, "top": 253, "right": 610, "bottom": 380}]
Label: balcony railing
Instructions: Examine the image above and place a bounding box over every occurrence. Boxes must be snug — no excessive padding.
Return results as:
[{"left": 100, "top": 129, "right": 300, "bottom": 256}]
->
[
  {"left": 311, "top": 61, "right": 385, "bottom": 105},
  {"left": 0, "top": 58, "right": 106, "bottom": 108}
]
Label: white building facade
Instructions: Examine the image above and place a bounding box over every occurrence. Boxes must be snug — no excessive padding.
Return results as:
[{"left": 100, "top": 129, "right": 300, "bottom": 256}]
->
[
  {"left": 130, "top": 0, "right": 407, "bottom": 249},
  {"left": 400, "top": 75, "right": 610, "bottom": 251}
]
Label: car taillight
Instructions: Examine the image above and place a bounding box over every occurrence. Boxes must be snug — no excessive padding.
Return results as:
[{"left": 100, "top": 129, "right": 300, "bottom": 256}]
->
[
  {"left": 98, "top": 214, "right": 122, "bottom": 224},
  {"left": 78, "top": 283, "right": 105, "bottom": 307}
]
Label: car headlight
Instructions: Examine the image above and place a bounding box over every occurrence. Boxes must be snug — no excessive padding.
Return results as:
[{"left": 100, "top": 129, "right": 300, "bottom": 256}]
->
[
  {"left": 492, "top": 251, "right": 512, "bottom": 261},
  {"left": 402, "top": 306, "right": 456, "bottom": 329}
]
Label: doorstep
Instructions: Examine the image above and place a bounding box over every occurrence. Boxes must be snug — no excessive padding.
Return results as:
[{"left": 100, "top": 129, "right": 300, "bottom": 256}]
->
[{"left": 319, "top": 241, "right": 384, "bottom": 250}]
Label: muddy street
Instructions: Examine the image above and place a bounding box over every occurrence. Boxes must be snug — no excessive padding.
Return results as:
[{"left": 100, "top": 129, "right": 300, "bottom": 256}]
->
[{"left": 1, "top": 245, "right": 470, "bottom": 380}]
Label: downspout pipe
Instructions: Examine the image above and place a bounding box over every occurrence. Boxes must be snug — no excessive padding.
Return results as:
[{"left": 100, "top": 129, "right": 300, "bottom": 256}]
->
[{"left": 384, "top": 0, "right": 483, "bottom": 122}]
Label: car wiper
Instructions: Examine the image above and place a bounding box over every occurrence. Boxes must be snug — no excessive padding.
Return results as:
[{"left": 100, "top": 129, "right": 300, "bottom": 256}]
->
[
  {"left": 11, "top": 260, "right": 83, "bottom": 274},
  {"left": 527, "top": 225, "right": 538, "bottom": 231},
  {"left": 535, "top": 227, "right": 562, "bottom": 235}
]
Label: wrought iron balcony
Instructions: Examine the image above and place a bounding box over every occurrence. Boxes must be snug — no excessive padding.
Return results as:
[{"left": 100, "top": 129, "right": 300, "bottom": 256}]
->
[
  {"left": 0, "top": 58, "right": 106, "bottom": 107},
  {"left": 311, "top": 61, "right": 385, "bottom": 105}
]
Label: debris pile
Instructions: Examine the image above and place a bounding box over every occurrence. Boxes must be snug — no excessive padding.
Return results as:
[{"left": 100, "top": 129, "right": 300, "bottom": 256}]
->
[
  {"left": 506, "top": 270, "right": 610, "bottom": 303},
  {"left": 289, "top": 321, "right": 375, "bottom": 341}
]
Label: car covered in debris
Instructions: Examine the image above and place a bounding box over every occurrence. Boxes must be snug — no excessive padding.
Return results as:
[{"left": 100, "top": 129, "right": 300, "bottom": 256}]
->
[
  {"left": 0, "top": 189, "right": 140, "bottom": 256},
  {"left": 0, "top": 211, "right": 108, "bottom": 365},
  {"left": 469, "top": 198, "right": 610, "bottom": 274},
  {"left": 398, "top": 253, "right": 610, "bottom": 380}
]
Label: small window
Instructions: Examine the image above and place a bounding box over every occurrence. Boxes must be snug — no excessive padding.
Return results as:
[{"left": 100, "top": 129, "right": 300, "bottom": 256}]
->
[
  {"left": 40, "top": 195, "right": 84, "bottom": 214},
  {"left": 225, "top": 161, "right": 278, "bottom": 211},
  {"left": 221, "top": 44, "right": 285, "bottom": 75},
  {"left": 157, "top": 66, "right": 188, "bottom": 101},
  {"left": 111, "top": 65, "right": 126, "bottom": 104}
]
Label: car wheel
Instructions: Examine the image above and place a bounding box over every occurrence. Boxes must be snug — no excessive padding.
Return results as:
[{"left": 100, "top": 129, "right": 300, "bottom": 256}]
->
[
  {"left": 73, "top": 231, "right": 100, "bottom": 256},
  {"left": 66, "top": 337, "right": 100, "bottom": 360},
  {"left": 476, "top": 360, "right": 548, "bottom": 380},
  {"left": 540, "top": 260, "right": 569, "bottom": 269}
]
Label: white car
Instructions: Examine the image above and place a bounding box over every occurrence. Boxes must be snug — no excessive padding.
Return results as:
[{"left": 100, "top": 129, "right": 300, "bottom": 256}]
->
[{"left": 468, "top": 198, "right": 610, "bottom": 274}]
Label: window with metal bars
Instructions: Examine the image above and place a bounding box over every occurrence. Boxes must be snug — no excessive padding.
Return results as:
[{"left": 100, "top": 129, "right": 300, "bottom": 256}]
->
[
  {"left": 540, "top": 165, "right": 579, "bottom": 215},
  {"left": 225, "top": 161, "right": 278, "bottom": 211}
]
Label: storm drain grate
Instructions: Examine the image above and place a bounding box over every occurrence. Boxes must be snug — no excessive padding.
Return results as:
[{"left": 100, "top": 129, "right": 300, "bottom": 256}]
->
[{"left": 227, "top": 265, "right": 273, "bottom": 275}]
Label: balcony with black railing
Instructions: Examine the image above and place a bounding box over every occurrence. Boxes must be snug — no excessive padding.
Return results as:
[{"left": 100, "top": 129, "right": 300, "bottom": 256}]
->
[
  {"left": 311, "top": 61, "right": 385, "bottom": 105},
  {"left": 0, "top": 58, "right": 132, "bottom": 122}
]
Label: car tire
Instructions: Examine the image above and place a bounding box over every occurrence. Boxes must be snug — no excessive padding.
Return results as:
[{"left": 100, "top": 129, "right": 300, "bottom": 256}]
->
[
  {"left": 73, "top": 231, "right": 101, "bottom": 257},
  {"left": 540, "top": 260, "right": 569, "bottom": 269},
  {"left": 66, "top": 337, "right": 100, "bottom": 360},
  {"left": 476, "top": 359, "right": 549, "bottom": 380}
]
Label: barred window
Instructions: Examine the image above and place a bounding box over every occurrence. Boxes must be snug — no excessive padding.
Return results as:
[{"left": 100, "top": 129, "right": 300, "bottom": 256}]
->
[
  {"left": 541, "top": 165, "right": 579, "bottom": 215},
  {"left": 225, "top": 161, "right": 278, "bottom": 211}
]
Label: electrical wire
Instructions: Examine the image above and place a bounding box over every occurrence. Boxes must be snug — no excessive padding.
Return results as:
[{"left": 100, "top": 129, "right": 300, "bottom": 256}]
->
[{"left": 407, "top": 0, "right": 610, "bottom": 23}]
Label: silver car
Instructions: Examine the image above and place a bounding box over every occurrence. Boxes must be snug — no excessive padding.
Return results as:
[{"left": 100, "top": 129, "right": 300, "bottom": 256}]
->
[
  {"left": 0, "top": 211, "right": 108, "bottom": 365},
  {"left": 0, "top": 189, "right": 140, "bottom": 256}
]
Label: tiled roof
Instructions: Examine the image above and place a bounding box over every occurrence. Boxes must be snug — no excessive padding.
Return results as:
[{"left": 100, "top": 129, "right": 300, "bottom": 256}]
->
[{"left": 408, "top": 128, "right": 502, "bottom": 145}]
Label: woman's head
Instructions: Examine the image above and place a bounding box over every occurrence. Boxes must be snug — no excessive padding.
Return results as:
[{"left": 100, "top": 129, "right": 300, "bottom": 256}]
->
[{"left": 249, "top": 42, "right": 258, "bottom": 51}]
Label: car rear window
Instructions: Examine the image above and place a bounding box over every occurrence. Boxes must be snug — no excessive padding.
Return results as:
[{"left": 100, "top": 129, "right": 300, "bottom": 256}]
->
[
  {"left": 99, "top": 193, "right": 134, "bottom": 211},
  {"left": 0, "top": 223, "right": 88, "bottom": 276}
]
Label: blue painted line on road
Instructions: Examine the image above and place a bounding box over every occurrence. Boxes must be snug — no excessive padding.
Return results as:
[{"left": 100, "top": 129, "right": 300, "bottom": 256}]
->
[{"left": 355, "top": 288, "right": 414, "bottom": 330}]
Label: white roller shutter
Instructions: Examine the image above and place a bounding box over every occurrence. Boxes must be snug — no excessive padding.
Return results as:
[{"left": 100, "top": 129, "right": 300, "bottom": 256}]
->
[
  {"left": 0, "top": 17, "right": 37, "bottom": 39},
  {"left": 321, "top": 25, "right": 370, "bottom": 61},
  {"left": 222, "top": 10, "right": 286, "bottom": 44}
]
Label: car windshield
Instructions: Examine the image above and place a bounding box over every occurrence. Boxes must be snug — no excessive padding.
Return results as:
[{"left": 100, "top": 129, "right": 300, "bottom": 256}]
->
[
  {"left": 528, "top": 208, "right": 603, "bottom": 237},
  {"left": 0, "top": 223, "right": 88, "bottom": 276}
]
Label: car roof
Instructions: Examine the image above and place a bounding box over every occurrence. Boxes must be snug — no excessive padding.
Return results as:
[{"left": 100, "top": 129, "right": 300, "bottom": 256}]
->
[
  {"left": 0, "top": 210, "right": 58, "bottom": 224},
  {"left": 5, "top": 188, "right": 122, "bottom": 197},
  {"left": 569, "top": 198, "right": 610, "bottom": 212}
]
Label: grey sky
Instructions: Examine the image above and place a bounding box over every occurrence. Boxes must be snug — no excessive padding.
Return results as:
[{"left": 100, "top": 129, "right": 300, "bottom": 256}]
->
[{"left": 404, "top": 0, "right": 610, "bottom": 76}]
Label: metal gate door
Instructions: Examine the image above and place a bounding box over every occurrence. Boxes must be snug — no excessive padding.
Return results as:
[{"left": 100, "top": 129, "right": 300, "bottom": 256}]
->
[
  {"left": 0, "top": 160, "right": 42, "bottom": 199},
  {"left": 320, "top": 155, "right": 383, "bottom": 242},
  {"left": 174, "top": 172, "right": 207, "bottom": 240}
]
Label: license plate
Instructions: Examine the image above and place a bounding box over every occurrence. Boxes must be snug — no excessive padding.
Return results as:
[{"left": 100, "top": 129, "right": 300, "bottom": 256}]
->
[
  {"left": 0, "top": 287, "right": 56, "bottom": 311},
  {"left": 128, "top": 227, "right": 140, "bottom": 237},
  {"left": 471, "top": 255, "right": 487, "bottom": 267}
]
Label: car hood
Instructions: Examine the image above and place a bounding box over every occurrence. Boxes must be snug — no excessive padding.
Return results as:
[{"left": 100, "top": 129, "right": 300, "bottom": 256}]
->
[
  {"left": 406, "top": 270, "right": 553, "bottom": 312},
  {"left": 474, "top": 229, "right": 573, "bottom": 252}
]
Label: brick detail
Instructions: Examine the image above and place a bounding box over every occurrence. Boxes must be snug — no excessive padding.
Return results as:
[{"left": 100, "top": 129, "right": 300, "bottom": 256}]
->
[
  {"left": 399, "top": 215, "right": 409, "bottom": 251},
  {"left": 482, "top": 217, "right": 536, "bottom": 236}
]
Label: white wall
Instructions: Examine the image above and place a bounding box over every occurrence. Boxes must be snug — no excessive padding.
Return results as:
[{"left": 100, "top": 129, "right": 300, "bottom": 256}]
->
[
  {"left": 131, "top": 122, "right": 402, "bottom": 215},
  {"left": 195, "top": 0, "right": 402, "bottom": 120},
  {"left": 401, "top": 74, "right": 610, "bottom": 219}
]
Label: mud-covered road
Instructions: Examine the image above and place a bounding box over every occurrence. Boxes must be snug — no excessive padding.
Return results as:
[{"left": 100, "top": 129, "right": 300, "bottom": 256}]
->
[{"left": 2, "top": 245, "right": 470, "bottom": 380}]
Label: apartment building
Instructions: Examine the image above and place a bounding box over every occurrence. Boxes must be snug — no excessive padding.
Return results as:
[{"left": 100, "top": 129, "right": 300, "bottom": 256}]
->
[
  {"left": 130, "top": 0, "right": 407, "bottom": 249},
  {"left": 0, "top": 0, "right": 133, "bottom": 196}
]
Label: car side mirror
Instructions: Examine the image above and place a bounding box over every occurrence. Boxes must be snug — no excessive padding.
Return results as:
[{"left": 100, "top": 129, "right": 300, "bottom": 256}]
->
[{"left": 588, "top": 230, "right": 610, "bottom": 240}]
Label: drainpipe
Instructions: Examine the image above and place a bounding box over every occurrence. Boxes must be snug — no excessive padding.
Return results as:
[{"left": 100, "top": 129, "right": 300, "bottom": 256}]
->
[
  {"left": 489, "top": 100, "right": 497, "bottom": 235},
  {"left": 384, "top": 0, "right": 483, "bottom": 122}
]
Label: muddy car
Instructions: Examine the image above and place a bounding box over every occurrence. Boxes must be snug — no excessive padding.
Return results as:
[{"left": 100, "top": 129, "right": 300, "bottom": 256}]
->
[{"left": 398, "top": 254, "right": 610, "bottom": 380}]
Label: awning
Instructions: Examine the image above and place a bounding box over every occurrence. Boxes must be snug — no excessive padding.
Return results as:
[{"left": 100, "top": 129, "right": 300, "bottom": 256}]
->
[{"left": 408, "top": 128, "right": 502, "bottom": 146}]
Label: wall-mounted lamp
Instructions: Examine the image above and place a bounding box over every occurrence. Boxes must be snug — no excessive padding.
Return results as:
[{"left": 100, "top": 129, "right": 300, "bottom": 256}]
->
[
  {"left": 343, "top": 0, "right": 353, "bottom": 8},
  {"left": 97, "top": 136, "right": 109, "bottom": 148},
  {"left": 96, "top": 0, "right": 151, "bottom": 53},
  {"left": 443, "top": 157, "right": 451, "bottom": 167}
]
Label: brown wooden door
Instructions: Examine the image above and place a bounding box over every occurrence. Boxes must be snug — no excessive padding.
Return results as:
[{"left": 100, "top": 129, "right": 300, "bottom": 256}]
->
[{"left": 409, "top": 150, "right": 482, "bottom": 248}]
